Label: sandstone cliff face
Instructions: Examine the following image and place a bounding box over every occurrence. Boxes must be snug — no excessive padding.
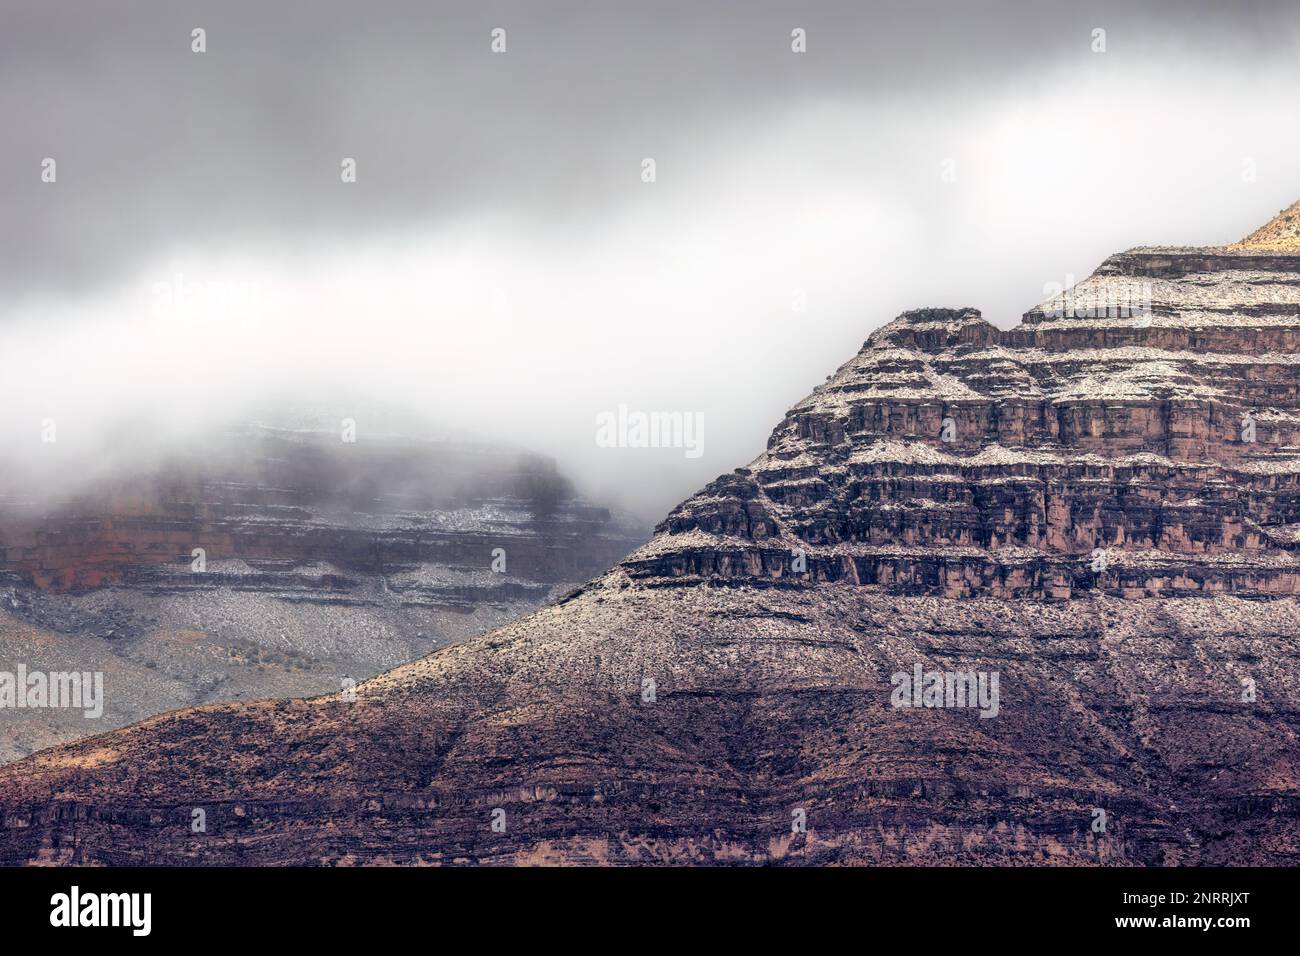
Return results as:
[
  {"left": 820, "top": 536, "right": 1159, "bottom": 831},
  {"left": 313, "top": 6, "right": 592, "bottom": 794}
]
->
[
  {"left": 1, "top": 215, "right": 1298, "bottom": 866},
  {"left": 0, "top": 422, "right": 645, "bottom": 763}
]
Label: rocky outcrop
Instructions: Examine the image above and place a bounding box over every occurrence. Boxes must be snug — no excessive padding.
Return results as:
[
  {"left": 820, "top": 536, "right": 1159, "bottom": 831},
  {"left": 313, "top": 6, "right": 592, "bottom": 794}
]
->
[{"left": 1, "top": 208, "right": 1298, "bottom": 865}]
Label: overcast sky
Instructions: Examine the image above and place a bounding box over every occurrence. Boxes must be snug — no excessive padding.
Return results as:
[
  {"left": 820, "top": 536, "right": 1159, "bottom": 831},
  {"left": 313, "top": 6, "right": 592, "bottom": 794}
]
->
[{"left": 3, "top": 0, "right": 1300, "bottom": 520}]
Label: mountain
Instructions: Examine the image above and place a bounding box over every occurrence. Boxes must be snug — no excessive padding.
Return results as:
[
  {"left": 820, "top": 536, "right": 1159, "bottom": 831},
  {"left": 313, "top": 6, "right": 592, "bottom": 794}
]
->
[
  {"left": 2, "top": 208, "right": 1299, "bottom": 865},
  {"left": 0, "top": 418, "right": 645, "bottom": 763}
]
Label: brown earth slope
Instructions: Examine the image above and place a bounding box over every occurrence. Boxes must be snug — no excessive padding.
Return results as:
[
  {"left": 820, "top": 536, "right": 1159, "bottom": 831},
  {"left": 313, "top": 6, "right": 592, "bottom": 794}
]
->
[
  {"left": 1231, "top": 199, "right": 1300, "bottom": 251},
  {"left": 1, "top": 210, "right": 1299, "bottom": 865}
]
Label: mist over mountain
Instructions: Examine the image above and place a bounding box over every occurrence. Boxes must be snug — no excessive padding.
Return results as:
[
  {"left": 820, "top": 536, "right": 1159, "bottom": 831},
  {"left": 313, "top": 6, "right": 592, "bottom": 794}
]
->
[
  {"left": 3, "top": 207, "right": 1298, "bottom": 864},
  {"left": 4, "top": 0, "right": 1300, "bottom": 894},
  {"left": 4, "top": 1, "right": 1300, "bottom": 521},
  {"left": 0, "top": 407, "right": 646, "bottom": 763}
]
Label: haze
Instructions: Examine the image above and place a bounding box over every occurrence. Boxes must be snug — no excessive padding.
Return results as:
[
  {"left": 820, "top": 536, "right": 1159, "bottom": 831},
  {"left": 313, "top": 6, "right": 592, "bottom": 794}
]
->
[{"left": 3, "top": 0, "right": 1299, "bottom": 521}]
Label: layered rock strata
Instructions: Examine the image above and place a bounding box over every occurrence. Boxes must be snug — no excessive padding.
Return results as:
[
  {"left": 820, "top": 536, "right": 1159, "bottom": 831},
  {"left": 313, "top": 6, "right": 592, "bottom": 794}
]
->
[{"left": 1, "top": 210, "right": 1298, "bottom": 865}]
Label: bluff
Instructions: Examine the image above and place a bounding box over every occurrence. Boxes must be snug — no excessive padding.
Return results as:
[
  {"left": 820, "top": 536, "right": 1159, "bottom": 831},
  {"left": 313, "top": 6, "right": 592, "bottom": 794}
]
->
[{"left": 1, "top": 208, "right": 1298, "bottom": 864}]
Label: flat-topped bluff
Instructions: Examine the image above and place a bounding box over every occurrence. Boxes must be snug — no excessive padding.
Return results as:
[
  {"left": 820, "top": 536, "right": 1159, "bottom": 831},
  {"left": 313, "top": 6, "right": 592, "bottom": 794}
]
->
[
  {"left": 1, "top": 205, "right": 1298, "bottom": 866},
  {"left": 637, "top": 228, "right": 1300, "bottom": 601},
  {"left": 0, "top": 423, "right": 644, "bottom": 596}
]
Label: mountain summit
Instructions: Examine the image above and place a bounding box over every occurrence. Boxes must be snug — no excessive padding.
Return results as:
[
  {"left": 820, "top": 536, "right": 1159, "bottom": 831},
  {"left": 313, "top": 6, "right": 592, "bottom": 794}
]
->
[{"left": 2, "top": 206, "right": 1299, "bottom": 865}]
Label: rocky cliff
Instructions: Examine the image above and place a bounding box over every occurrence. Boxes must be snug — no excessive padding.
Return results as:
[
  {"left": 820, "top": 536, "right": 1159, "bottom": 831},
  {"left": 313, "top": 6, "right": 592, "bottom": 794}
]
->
[
  {"left": 2, "top": 208, "right": 1298, "bottom": 865},
  {"left": 0, "top": 420, "right": 645, "bottom": 762}
]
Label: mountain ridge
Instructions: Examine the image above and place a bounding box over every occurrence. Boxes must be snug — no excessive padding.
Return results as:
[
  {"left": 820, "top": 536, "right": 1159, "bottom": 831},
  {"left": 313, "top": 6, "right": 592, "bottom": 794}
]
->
[{"left": 2, "top": 206, "right": 1298, "bottom": 865}]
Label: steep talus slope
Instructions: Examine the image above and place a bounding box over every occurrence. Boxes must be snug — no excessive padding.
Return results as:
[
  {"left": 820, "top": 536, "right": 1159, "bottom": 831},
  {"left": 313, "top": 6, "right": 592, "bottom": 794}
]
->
[
  {"left": 1, "top": 216, "right": 1298, "bottom": 865},
  {"left": 1232, "top": 199, "right": 1300, "bottom": 251}
]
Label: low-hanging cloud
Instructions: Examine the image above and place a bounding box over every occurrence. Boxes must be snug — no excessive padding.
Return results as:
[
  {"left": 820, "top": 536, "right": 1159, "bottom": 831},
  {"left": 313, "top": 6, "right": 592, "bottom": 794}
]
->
[{"left": 2, "top": 1, "right": 1299, "bottom": 520}]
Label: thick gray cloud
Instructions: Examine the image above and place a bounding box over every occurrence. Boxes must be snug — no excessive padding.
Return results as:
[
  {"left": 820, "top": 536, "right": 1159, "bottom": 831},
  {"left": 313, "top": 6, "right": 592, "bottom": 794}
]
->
[
  {"left": 2, "top": 0, "right": 1300, "bottom": 519},
  {"left": 5, "top": 0, "right": 1298, "bottom": 299}
]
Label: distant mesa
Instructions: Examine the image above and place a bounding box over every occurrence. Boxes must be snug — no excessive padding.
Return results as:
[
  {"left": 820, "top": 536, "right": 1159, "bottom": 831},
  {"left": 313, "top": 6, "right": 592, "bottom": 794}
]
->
[{"left": 0, "top": 414, "right": 646, "bottom": 763}]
